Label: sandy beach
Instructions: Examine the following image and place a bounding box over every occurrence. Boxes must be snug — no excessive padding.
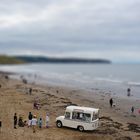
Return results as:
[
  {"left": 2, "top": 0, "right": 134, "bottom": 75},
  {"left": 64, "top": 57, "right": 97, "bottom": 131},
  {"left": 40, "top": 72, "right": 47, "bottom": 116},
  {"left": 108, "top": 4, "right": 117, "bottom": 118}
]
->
[{"left": 0, "top": 73, "right": 140, "bottom": 140}]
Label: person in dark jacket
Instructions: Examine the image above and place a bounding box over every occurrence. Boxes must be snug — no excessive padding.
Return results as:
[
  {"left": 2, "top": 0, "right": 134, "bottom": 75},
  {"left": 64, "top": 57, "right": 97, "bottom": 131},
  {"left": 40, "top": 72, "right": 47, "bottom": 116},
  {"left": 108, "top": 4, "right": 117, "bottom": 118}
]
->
[
  {"left": 131, "top": 106, "right": 135, "bottom": 114},
  {"left": 14, "top": 113, "right": 17, "bottom": 129},
  {"left": 109, "top": 98, "right": 113, "bottom": 107},
  {"left": 28, "top": 112, "right": 33, "bottom": 127},
  {"left": 29, "top": 88, "right": 32, "bottom": 95}
]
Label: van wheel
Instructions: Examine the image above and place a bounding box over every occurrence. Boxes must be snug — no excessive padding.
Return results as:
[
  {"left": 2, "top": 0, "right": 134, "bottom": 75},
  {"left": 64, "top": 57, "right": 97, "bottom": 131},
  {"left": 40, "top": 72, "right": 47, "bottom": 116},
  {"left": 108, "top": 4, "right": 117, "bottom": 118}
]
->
[
  {"left": 56, "top": 121, "right": 62, "bottom": 128},
  {"left": 78, "top": 126, "right": 84, "bottom": 132}
]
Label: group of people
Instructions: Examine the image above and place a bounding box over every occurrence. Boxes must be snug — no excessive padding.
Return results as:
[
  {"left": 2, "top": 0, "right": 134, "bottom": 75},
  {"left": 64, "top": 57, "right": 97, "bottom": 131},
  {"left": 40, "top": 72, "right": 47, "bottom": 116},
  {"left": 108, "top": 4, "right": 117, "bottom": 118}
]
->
[
  {"left": 14, "top": 113, "right": 28, "bottom": 128},
  {"left": 13, "top": 112, "right": 50, "bottom": 133},
  {"left": 126, "top": 88, "right": 136, "bottom": 114},
  {"left": 109, "top": 88, "right": 140, "bottom": 115}
]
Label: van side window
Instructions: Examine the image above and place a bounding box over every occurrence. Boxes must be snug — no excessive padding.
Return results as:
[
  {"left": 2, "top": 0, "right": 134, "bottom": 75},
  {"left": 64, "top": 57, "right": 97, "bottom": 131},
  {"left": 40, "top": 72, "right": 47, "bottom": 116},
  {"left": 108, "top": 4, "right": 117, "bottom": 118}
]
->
[
  {"left": 65, "top": 112, "right": 70, "bottom": 119},
  {"left": 72, "top": 112, "right": 83, "bottom": 120},
  {"left": 83, "top": 113, "right": 91, "bottom": 122},
  {"left": 72, "top": 112, "right": 91, "bottom": 122},
  {"left": 72, "top": 112, "right": 78, "bottom": 119}
]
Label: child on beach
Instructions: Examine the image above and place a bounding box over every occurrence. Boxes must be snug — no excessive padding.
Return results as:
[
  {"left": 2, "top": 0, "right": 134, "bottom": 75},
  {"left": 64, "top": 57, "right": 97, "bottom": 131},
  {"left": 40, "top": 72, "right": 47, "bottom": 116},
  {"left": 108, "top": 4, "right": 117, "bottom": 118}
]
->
[
  {"left": 38, "top": 117, "right": 43, "bottom": 129},
  {"left": 33, "top": 101, "right": 40, "bottom": 110},
  {"left": 18, "top": 116, "right": 24, "bottom": 127},
  {"left": 46, "top": 113, "right": 50, "bottom": 128},
  {"left": 31, "top": 115, "right": 37, "bottom": 133}
]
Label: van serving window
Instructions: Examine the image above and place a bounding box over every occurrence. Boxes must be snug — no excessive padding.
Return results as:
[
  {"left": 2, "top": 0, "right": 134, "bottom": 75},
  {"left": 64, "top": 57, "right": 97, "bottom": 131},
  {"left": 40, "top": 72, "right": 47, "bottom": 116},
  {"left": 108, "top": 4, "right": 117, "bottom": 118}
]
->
[
  {"left": 72, "top": 112, "right": 91, "bottom": 122},
  {"left": 83, "top": 113, "right": 91, "bottom": 122},
  {"left": 72, "top": 112, "right": 83, "bottom": 120}
]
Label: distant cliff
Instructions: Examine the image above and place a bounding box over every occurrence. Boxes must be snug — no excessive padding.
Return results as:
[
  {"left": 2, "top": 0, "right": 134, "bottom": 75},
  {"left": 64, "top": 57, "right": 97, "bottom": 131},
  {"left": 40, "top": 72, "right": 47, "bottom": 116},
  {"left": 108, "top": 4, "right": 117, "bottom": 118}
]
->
[
  {"left": 0, "top": 55, "right": 25, "bottom": 64},
  {"left": 15, "top": 56, "right": 111, "bottom": 64},
  {"left": 0, "top": 55, "right": 111, "bottom": 64}
]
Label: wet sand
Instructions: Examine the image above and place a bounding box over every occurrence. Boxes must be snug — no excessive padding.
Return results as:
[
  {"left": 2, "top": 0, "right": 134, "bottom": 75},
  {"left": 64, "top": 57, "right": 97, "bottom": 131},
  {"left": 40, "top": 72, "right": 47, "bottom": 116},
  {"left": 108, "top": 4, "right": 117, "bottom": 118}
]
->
[{"left": 0, "top": 73, "right": 140, "bottom": 140}]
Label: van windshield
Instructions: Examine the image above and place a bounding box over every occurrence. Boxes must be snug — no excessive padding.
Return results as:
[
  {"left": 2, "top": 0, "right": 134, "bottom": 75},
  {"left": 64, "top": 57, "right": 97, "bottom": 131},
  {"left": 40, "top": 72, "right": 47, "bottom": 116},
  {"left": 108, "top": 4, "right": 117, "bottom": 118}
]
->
[
  {"left": 92, "top": 112, "right": 99, "bottom": 121},
  {"left": 72, "top": 112, "right": 91, "bottom": 122}
]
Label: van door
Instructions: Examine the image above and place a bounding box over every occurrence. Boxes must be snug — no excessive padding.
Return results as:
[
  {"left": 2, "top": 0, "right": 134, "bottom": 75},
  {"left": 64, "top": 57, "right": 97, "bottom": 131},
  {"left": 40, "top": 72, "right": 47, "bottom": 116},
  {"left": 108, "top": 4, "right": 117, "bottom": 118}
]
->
[{"left": 63, "top": 112, "right": 75, "bottom": 128}]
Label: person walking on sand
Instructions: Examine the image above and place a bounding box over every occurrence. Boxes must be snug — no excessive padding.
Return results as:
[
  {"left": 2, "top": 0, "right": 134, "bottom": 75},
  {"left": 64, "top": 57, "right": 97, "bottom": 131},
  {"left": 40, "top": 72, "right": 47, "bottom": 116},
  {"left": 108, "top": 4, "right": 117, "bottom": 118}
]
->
[
  {"left": 14, "top": 113, "right": 17, "bottom": 129},
  {"left": 109, "top": 98, "right": 113, "bottom": 107},
  {"left": 28, "top": 112, "right": 33, "bottom": 127},
  {"left": 29, "top": 88, "right": 32, "bottom": 95},
  {"left": 131, "top": 106, "right": 135, "bottom": 114},
  {"left": 31, "top": 115, "right": 37, "bottom": 133},
  {"left": 46, "top": 113, "right": 50, "bottom": 128},
  {"left": 0, "top": 117, "right": 2, "bottom": 133}
]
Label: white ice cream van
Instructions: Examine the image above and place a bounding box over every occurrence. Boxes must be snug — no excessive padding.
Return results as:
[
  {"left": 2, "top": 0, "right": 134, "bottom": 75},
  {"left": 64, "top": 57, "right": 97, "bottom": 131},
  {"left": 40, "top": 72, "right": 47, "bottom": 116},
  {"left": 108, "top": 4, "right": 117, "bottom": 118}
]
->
[{"left": 56, "top": 106, "right": 99, "bottom": 132}]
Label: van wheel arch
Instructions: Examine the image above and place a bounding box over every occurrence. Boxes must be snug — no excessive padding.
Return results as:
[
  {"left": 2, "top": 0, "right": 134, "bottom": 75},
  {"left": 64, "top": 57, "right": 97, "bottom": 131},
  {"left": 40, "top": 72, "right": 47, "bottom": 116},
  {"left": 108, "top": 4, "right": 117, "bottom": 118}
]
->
[
  {"left": 56, "top": 120, "right": 63, "bottom": 128},
  {"left": 77, "top": 125, "right": 84, "bottom": 132}
]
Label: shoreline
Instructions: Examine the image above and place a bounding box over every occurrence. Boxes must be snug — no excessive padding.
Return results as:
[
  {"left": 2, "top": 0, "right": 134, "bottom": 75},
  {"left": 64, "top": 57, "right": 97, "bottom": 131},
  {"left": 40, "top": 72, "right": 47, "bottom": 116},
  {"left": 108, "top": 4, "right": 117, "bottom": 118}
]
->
[
  {"left": 0, "top": 72, "right": 140, "bottom": 140},
  {"left": 10, "top": 72, "right": 140, "bottom": 100},
  {"left": 1, "top": 63, "right": 140, "bottom": 99}
]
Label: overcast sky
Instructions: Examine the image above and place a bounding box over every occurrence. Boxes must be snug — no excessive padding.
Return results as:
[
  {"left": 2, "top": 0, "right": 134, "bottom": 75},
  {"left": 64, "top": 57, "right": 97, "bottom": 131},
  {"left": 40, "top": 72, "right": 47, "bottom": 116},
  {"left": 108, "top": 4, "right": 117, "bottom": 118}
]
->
[{"left": 0, "top": 0, "right": 140, "bottom": 63}]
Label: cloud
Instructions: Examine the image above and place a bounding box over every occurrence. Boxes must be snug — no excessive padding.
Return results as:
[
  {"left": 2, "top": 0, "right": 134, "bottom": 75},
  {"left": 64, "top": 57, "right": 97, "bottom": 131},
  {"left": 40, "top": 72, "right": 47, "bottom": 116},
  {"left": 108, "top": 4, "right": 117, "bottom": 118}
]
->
[{"left": 0, "top": 0, "right": 140, "bottom": 63}]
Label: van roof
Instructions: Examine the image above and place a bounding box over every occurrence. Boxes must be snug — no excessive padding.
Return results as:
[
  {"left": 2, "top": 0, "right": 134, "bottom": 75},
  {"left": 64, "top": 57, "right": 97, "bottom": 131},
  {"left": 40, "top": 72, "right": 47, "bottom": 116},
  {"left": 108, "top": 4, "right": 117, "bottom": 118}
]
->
[{"left": 66, "top": 106, "right": 99, "bottom": 114}]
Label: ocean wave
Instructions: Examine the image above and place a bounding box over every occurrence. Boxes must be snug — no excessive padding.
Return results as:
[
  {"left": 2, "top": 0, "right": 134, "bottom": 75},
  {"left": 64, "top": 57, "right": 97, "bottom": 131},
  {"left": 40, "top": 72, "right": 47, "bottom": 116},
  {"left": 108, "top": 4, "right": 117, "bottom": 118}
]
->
[
  {"left": 94, "top": 77, "right": 123, "bottom": 84},
  {"left": 128, "top": 82, "right": 140, "bottom": 87}
]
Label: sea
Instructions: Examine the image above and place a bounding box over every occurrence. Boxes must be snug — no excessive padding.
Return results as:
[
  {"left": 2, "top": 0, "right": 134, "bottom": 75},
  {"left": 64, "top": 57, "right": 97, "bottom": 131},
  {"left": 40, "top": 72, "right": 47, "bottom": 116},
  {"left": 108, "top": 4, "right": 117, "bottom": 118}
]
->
[{"left": 0, "top": 63, "right": 140, "bottom": 99}]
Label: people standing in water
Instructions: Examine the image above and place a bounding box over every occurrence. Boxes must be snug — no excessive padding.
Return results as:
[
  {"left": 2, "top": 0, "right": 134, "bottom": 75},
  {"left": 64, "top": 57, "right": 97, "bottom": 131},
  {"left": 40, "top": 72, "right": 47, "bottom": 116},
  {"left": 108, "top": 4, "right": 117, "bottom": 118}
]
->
[
  {"left": 46, "top": 113, "right": 50, "bottom": 128},
  {"left": 109, "top": 98, "right": 113, "bottom": 107},
  {"left": 28, "top": 112, "right": 33, "bottom": 127},
  {"left": 127, "top": 88, "right": 131, "bottom": 97},
  {"left": 31, "top": 115, "right": 37, "bottom": 133},
  {"left": 14, "top": 113, "right": 17, "bottom": 129}
]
